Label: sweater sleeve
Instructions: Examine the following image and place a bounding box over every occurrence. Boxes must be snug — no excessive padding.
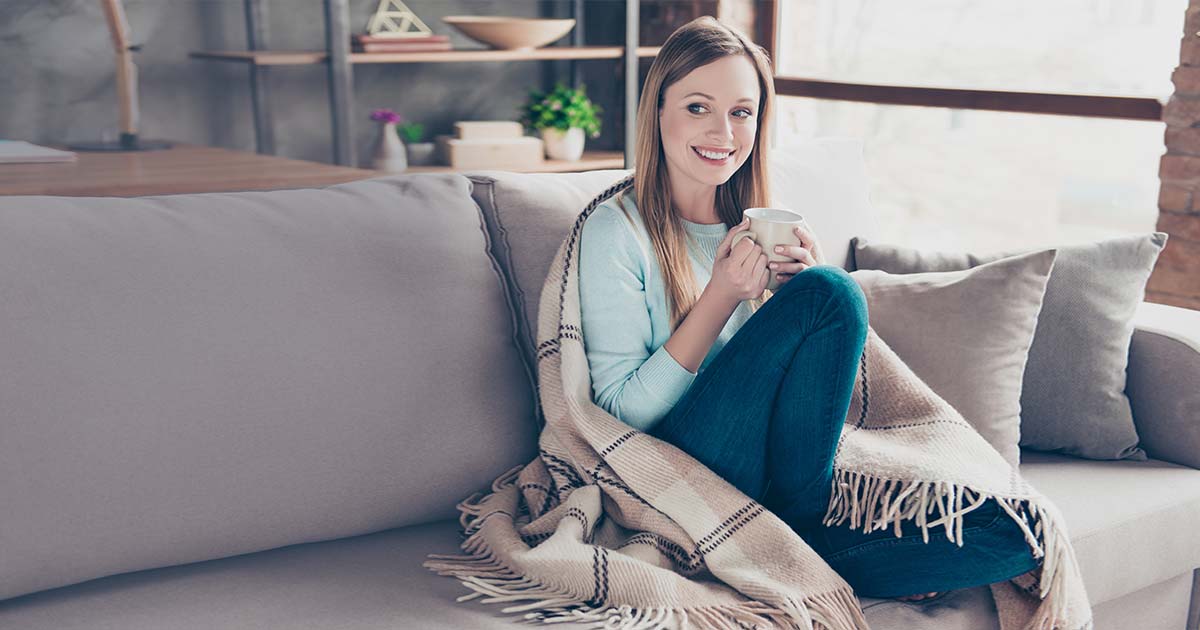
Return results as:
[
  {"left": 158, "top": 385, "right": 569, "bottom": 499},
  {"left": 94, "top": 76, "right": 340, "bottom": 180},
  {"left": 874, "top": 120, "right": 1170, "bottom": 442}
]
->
[{"left": 578, "top": 204, "right": 698, "bottom": 432}]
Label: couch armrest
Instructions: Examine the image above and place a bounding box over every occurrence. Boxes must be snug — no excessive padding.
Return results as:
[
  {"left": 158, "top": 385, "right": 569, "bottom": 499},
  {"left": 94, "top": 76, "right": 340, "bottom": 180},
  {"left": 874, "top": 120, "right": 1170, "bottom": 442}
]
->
[{"left": 1126, "top": 300, "right": 1200, "bottom": 469}]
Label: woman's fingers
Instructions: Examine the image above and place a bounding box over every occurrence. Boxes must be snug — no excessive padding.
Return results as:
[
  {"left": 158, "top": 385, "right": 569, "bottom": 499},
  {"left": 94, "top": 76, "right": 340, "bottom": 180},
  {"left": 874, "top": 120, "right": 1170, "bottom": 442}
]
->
[
  {"left": 732, "top": 237, "right": 760, "bottom": 267},
  {"left": 737, "top": 251, "right": 768, "bottom": 292},
  {"left": 769, "top": 245, "right": 817, "bottom": 270},
  {"left": 768, "top": 244, "right": 816, "bottom": 286},
  {"left": 730, "top": 229, "right": 759, "bottom": 262},
  {"left": 793, "top": 225, "right": 825, "bottom": 265},
  {"left": 717, "top": 218, "right": 751, "bottom": 258},
  {"left": 775, "top": 256, "right": 814, "bottom": 271},
  {"left": 793, "top": 223, "right": 817, "bottom": 246}
]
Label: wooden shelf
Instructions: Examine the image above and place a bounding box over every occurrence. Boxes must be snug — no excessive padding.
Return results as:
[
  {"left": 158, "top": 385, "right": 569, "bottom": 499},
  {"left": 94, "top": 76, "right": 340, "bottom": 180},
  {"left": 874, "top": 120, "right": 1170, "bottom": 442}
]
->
[
  {"left": 396, "top": 150, "right": 627, "bottom": 175},
  {"left": 352, "top": 45, "right": 660, "bottom": 64},
  {"left": 190, "top": 46, "right": 660, "bottom": 67}
]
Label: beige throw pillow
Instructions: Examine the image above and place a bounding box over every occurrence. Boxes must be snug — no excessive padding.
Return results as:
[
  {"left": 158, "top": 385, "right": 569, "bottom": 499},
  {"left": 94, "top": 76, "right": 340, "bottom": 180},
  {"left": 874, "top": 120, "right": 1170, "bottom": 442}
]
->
[
  {"left": 852, "top": 232, "right": 1168, "bottom": 461},
  {"left": 849, "top": 249, "right": 1058, "bottom": 467}
]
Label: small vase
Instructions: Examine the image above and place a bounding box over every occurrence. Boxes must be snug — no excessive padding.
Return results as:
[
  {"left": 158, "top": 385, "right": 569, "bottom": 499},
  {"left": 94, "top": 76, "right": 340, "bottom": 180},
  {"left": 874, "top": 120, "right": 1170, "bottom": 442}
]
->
[
  {"left": 540, "top": 127, "right": 585, "bottom": 161},
  {"left": 405, "top": 141, "right": 437, "bottom": 166},
  {"left": 371, "top": 121, "right": 407, "bottom": 172}
]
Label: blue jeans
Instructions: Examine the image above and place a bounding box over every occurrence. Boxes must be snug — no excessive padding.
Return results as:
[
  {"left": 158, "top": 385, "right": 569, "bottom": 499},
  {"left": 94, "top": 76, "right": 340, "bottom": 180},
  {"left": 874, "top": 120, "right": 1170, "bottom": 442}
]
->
[{"left": 648, "top": 266, "right": 1041, "bottom": 598}]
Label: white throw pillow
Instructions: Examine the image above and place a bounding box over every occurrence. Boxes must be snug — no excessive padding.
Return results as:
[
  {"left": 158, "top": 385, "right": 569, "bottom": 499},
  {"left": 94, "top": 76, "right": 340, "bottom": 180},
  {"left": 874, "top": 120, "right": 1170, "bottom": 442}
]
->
[{"left": 768, "top": 136, "right": 882, "bottom": 271}]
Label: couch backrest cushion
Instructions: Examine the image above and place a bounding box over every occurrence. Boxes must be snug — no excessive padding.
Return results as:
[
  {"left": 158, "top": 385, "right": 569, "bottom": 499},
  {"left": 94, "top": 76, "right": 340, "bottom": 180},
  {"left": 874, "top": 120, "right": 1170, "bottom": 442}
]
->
[
  {"left": 468, "top": 168, "right": 634, "bottom": 424},
  {"left": 0, "top": 174, "right": 537, "bottom": 601},
  {"left": 469, "top": 136, "right": 878, "bottom": 420}
]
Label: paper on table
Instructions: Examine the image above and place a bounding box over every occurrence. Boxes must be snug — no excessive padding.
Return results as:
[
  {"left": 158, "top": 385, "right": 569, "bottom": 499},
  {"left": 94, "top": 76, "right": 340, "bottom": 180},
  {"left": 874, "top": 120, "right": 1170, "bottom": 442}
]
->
[{"left": 0, "top": 140, "right": 78, "bottom": 164}]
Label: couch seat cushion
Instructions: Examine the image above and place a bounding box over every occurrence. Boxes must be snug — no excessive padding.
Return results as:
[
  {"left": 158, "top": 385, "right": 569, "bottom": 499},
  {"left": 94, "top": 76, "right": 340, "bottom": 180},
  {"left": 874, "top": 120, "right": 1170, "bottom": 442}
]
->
[
  {"left": 1019, "top": 448, "right": 1200, "bottom": 605},
  {"left": 0, "top": 516, "right": 1005, "bottom": 630},
  {"left": 4, "top": 450, "right": 1195, "bottom": 629}
]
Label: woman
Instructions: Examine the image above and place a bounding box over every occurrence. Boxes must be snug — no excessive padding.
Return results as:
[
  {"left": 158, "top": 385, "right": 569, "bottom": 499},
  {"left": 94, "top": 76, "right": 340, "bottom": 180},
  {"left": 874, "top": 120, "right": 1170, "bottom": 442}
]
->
[{"left": 578, "top": 16, "right": 1041, "bottom": 603}]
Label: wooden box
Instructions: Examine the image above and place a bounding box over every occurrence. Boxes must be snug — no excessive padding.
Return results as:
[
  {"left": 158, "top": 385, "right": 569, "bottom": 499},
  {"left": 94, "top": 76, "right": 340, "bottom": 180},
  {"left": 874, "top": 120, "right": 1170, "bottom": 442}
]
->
[
  {"left": 435, "top": 135, "right": 545, "bottom": 170},
  {"left": 453, "top": 121, "right": 524, "bottom": 140}
]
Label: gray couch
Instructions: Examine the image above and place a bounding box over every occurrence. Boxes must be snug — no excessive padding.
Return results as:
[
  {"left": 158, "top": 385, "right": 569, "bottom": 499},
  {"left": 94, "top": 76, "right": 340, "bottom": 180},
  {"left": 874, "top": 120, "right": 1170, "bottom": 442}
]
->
[{"left": 1, "top": 165, "right": 1199, "bottom": 630}]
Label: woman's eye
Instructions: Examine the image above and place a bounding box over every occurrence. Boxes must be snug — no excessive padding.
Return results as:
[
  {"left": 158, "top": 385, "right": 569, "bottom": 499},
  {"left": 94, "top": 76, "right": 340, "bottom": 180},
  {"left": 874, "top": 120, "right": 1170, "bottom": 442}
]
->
[{"left": 687, "top": 104, "right": 753, "bottom": 118}]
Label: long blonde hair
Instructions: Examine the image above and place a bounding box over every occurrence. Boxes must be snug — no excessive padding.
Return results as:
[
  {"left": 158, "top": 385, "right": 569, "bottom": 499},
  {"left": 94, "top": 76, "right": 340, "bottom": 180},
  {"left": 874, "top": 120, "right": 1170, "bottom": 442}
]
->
[{"left": 613, "top": 16, "right": 776, "bottom": 332}]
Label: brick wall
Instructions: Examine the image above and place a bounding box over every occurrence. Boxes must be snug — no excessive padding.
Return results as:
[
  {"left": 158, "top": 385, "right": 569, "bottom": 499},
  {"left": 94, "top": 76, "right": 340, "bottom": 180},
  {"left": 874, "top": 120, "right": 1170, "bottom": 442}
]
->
[{"left": 1152, "top": 0, "right": 1200, "bottom": 310}]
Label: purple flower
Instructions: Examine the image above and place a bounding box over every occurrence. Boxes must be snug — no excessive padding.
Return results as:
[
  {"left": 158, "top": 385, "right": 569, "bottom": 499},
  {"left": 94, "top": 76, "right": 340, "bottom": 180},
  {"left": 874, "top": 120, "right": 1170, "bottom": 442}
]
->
[{"left": 370, "top": 108, "right": 402, "bottom": 124}]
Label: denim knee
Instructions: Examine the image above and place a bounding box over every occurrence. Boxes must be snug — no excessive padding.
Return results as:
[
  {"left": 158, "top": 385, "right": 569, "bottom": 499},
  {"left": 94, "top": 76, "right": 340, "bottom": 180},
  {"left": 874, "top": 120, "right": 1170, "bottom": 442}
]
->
[{"left": 776, "top": 266, "right": 868, "bottom": 330}]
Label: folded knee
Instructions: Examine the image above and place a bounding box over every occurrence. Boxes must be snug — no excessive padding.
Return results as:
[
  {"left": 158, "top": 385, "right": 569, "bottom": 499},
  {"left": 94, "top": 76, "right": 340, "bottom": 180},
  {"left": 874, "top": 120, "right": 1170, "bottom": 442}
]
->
[{"left": 778, "top": 266, "right": 868, "bottom": 327}]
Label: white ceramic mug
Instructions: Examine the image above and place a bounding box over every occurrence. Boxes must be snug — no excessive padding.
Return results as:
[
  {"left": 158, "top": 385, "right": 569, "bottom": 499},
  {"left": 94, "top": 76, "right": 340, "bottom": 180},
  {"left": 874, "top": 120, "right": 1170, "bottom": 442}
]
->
[{"left": 731, "top": 207, "right": 809, "bottom": 291}]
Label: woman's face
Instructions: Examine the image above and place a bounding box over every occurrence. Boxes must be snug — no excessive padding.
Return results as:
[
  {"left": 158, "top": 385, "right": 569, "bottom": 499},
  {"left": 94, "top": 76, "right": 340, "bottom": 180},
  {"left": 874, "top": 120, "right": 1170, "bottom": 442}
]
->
[{"left": 658, "top": 54, "right": 760, "bottom": 190}]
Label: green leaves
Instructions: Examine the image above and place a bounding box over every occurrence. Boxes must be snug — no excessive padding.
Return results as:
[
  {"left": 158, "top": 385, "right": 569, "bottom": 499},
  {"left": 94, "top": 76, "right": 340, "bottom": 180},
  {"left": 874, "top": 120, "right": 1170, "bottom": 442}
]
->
[
  {"left": 397, "top": 122, "right": 425, "bottom": 143},
  {"left": 518, "top": 82, "right": 603, "bottom": 138}
]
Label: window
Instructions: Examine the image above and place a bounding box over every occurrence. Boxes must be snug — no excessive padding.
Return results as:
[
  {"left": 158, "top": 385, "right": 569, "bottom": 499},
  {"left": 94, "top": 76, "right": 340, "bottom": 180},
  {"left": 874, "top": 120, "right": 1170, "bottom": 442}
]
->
[{"left": 771, "top": 0, "right": 1184, "bottom": 253}]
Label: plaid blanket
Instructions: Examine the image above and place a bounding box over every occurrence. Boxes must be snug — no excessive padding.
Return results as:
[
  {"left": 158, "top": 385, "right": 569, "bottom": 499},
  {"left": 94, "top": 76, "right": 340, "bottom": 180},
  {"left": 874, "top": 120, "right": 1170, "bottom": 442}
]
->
[{"left": 424, "top": 174, "right": 1094, "bottom": 630}]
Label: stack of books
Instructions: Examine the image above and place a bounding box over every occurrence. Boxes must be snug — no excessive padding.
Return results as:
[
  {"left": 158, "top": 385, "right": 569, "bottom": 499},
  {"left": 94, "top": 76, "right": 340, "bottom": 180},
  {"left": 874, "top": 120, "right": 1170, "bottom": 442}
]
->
[
  {"left": 351, "top": 34, "right": 451, "bottom": 53},
  {"left": 435, "top": 121, "right": 544, "bottom": 170}
]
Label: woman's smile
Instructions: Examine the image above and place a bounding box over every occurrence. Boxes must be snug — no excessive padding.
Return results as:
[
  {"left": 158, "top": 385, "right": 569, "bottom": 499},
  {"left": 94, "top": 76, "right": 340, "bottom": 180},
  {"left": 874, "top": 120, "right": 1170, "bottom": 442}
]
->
[{"left": 692, "top": 146, "right": 734, "bottom": 165}]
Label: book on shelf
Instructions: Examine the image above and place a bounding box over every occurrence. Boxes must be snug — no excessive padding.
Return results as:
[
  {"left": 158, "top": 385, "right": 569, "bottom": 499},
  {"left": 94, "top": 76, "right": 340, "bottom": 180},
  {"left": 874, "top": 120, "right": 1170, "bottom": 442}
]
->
[
  {"left": 352, "top": 33, "right": 449, "bottom": 43},
  {"left": 353, "top": 41, "right": 453, "bottom": 53}
]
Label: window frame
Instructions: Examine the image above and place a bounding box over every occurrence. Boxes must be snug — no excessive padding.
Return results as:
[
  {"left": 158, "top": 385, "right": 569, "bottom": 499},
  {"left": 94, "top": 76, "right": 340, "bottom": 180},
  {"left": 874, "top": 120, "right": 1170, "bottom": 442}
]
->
[{"left": 757, "top": 1, "right": 1165, "bottom": 122}]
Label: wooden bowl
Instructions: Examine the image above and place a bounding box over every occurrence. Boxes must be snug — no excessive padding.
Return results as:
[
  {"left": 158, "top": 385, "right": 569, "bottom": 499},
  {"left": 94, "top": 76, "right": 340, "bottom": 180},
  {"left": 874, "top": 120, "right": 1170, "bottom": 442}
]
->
[{"left": 441, "top": 16, "right": 576, "bottom": 51}]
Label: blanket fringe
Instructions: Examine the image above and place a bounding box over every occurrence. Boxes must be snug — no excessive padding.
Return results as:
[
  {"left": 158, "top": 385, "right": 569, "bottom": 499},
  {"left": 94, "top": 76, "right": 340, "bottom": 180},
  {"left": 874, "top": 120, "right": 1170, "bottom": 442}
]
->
[
  {"left": 823, "top": 468, "right": 1080, "bottom": 629},
  {"left": 425, "top": 543, "right": 860, "bottom": 629},
  {"left": 424, "top": 464, "right": 867, "bottom": 629},
  {"left": 453, "top": 463, "right": 525, "bottom": 534}
]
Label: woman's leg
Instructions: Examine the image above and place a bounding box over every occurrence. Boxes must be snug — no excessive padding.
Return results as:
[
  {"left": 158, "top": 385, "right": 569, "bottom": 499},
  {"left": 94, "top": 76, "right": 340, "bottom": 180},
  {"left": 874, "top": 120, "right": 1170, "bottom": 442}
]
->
[
  {"left": 648, "top": 266, "right": 869, "bottom": 542},
  {"left": 647, "top": 265, "right": 1041, "bottom": 599},
  {"left": 811, "top": 496, "right": 1043, "bottom": 598}
]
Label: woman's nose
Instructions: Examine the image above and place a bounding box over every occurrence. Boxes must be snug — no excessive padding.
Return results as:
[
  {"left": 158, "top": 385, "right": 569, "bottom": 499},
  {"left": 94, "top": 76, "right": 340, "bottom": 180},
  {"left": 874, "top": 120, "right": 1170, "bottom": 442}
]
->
[{"left": 708, "top": 117, "right": 734, "bottom": 142}]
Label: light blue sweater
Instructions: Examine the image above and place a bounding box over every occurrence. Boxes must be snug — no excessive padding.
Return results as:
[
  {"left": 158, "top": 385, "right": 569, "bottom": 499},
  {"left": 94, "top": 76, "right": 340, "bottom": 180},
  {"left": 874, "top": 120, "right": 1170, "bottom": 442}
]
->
[{"left": 578, "top": 193, "right": 755, "bottom": 433}]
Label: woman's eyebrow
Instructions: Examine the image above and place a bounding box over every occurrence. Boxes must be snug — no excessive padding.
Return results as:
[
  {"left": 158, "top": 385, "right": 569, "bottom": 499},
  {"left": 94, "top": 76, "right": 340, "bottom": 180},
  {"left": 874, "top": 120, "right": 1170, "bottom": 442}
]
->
[{"left": 682, "top": 91, "right": 756, "bottom": 104}]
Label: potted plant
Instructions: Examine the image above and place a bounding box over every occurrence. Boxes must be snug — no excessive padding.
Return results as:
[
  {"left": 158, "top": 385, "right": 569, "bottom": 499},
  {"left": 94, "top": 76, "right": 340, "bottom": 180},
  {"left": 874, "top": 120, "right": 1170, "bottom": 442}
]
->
[
  {"left": 399, "top": 121, "right": 437, "bottom": 166},
  {"left": 368, "top": 108, "right": 406, "bottom": 172},
  {"left": 518, "top": 82, "right": 602, "bottom": 161}
]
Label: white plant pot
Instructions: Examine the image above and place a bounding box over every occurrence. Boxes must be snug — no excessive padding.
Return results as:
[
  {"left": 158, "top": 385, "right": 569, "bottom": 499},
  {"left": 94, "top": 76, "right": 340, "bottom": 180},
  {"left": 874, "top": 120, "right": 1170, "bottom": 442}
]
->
[
  {"left": 371, "top": 121, "right": 407, "bottom": 172},
  {"left": 540, "top": 127, "right": 585, "bottom": 161},
  {"left": 405, "top": 141, "right": 437, "bottom": 166}
]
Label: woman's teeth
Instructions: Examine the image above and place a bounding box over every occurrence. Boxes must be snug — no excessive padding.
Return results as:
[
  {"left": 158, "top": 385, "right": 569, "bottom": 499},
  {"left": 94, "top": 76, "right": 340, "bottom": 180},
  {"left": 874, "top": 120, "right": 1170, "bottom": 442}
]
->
[{"left": 693, "top": 147, "right": 732, "bottom": 163}]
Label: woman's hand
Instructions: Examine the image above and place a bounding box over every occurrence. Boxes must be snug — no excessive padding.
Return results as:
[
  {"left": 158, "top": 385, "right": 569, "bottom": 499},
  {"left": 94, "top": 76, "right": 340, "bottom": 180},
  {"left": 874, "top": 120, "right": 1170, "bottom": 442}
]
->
[
  {"left": 707, "top": 218, "right": 770, "bottom": 305},
  {"left": 768, "top": 223, "right": 826, "bottom": 287}
]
